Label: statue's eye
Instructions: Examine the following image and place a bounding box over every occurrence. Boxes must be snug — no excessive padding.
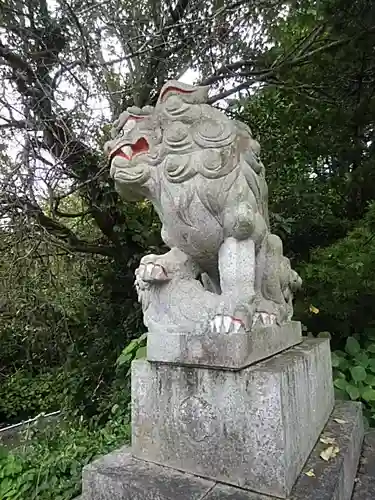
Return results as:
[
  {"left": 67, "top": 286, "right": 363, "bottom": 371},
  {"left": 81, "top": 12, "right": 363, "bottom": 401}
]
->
[{"left": 119, "top": 119, "right": 136, "bottom": 137}]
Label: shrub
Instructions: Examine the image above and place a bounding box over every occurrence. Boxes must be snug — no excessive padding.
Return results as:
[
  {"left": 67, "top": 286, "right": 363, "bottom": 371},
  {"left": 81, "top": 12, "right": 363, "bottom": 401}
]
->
[
  {"left": 0, "top": 407, "right": 130, "bottom": 500},
  {"left": 332, "top": 335, "right": 375, "bottom": 426},
  {"left": 296, "top": 202, "right": 375, "bottom": 344}
]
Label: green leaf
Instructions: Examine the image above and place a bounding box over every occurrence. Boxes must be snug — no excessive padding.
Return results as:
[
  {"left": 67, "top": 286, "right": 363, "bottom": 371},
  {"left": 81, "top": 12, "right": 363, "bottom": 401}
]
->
[
  {"left": 116, "top": 352, "right": 132, "bottom": 367},
  {"left": 368, "top": 344, "right": 375, "bottom": 353},
  {"left": 334, "top": 350, "right": 347, "bottom": 358},
  {"left": 334, "top": 388, "right": 349, "bottom": 401},
  {"left": 135, "top": 346, "right": 147, "bottom": 359},
  {"left": 362, "top": 388, "right": 375, "bottom": 402},
  {"left": 338, "top": 357, "right": 349, "bottom": 370},
  {"left": 122, "top": 340, "right": 140, "bottom": 356},
  {"left": 350, "top": 365, "right": 367, "bottom": 382},
  {"left": 331, "top": 352, "right": 341, "bottom": 367},
  {"left": 365, "top": 374, "right": 375, "bottom": 386},
  {"left": 346, "top": 384, "right": 360, "bottom": 400},
  {"left": 345, "top": 337, "right": 361, "bottom": 356},
  {"left": 355, "top": 352, "right": 370, "bottom": 368},
  {"left": 333, "top": 378, "right": 347, "bottom": 391},
  {"left": 368, "top": 359, "right": 375, "bottom": 373}
]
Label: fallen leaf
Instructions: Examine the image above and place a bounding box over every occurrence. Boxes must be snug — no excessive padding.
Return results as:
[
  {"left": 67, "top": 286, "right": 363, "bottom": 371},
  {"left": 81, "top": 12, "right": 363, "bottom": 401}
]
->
[
  {"left": 309, "top": 304, "right": 319, "bottom": 314},
  {"left": 333, "top": 418, "right": 347, "bottom": 424},
  {"left": 320, "top": 436, "right": 336, "bottom": 445},
  {"left": 305, "top": 469, "right": 315, "bottom": 477},
  {"left": 320, "top": 445, "right": 340, "bottom": 461}
]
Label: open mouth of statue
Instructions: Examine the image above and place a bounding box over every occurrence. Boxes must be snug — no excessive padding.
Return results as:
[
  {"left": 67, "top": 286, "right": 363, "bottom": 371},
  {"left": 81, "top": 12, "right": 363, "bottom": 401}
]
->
[{"left": 111, "top": 137, "right": 149, "bottom": 161}]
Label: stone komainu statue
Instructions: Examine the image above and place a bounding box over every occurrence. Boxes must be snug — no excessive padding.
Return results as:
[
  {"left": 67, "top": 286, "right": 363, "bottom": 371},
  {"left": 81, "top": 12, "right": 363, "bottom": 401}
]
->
[{"left": 104, "top": 81, "right": 301, "bottom": 336}]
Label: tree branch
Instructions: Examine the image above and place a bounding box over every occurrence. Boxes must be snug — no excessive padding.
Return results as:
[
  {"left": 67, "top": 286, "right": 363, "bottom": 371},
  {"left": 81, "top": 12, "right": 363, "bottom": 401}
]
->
[{"left": 0, "top": 194, "right": 117, "bottom": 257}]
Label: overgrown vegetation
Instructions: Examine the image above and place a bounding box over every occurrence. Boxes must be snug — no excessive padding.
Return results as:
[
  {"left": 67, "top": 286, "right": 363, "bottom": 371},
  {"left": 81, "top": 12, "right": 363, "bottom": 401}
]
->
[
  {"left": 332, "top": 336, "right": 375, "bottom": 426},
  {"left": 0, "top": 409, "right": 131, "bottom": 500},
  {"left": 1, "top": 0, "right": 375, "bottom": 498}
]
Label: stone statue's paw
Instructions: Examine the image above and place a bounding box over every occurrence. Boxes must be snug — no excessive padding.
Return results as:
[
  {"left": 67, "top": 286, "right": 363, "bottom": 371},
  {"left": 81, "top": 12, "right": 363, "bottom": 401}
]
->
[
  {"left": 136, "top": 261, "right": 169, "bottom": 283},
  {"left": 252, "top": 312, "right": 277, "bottom": 327}
]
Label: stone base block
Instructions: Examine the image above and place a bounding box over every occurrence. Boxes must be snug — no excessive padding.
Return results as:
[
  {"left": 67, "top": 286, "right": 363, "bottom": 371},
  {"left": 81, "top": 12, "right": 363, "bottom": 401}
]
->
[
  {"left": 80, "top": 402, "right": 363, "bottom": 500},
  {"left": 352, "top": 431, "right": 375, "bottom": 500},
  {"left": 132, "top": 339, "right": 334, "bottom": 498},
  {"left": 147, "top": 321, "right": 302, "bottom": 369}
]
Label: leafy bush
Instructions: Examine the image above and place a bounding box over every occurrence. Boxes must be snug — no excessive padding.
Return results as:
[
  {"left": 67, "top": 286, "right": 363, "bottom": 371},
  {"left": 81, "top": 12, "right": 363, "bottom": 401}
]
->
[
  {"left": 0, "top": 349, "right": 134, "bottom": 427},
  {"left": 296, "top": 202, "right": 375, "bottom": 343},
  {"left": 0, "top": 408, "right": 130, "bottom": 500},
  {"left": 332, "top": 335, "right": 375, "bottom": 426},
  {"left": 0, "top": 371, "right": 65, "bottom": 422}
]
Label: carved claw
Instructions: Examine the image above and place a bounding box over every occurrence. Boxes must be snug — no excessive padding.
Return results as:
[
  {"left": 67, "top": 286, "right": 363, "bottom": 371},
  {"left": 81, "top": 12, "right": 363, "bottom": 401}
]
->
[
  {"left": 136, "top": 262, "right": 169, "bottom": 283},
  {"left": 210, "top": 315, "right": 245, "bottom": 334},
  {"left": 252, "top": 312, "right": 277, "bottom": 327}
]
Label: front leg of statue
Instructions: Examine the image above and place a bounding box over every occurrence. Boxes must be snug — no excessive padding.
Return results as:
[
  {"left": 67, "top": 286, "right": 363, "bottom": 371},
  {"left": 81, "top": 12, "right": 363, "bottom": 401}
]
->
[{"left": 209, "top": 237, "right": 257, "bottom": 334}]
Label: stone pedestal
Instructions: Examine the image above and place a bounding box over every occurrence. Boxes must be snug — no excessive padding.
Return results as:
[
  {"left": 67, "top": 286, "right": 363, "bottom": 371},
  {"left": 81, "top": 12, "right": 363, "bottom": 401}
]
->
[
  {"left": 79, "top": 325, "right": 364, "bottom": 500},
  {"left": 147, "top": 321, "right": 302, "bottom": 369},
  {"left": 81, "top": 402, "right": 363, "bottom": 500},
  {"left": 132, "top": 338, "right": 334, "bottom": 498}
]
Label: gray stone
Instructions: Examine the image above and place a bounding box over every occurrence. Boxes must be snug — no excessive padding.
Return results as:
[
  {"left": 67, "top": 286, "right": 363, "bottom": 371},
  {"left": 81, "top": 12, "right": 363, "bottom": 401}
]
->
[
  {"left": 132, "top": 338, "right": 334, "bottom": 498},
  {"left": 352, "top": 431, "right": 375, "bottom": 500},
  {"left": 289, "top": 401, "right": 363, "bottom": 500},
  {"left": 205, "top": 402, "right": 363, "bottom": 500},
  {"left": 80, "top": 402, "right": 362, "bottom": 500},
  {"left": 81, "top": 446, "right": 215, "bottom": 500},
  {"left": 147, "top": 320, "right": 301, "bottom": 369},
  {"left": 104, "top": 80, "right": 302, "bottom": 338}
]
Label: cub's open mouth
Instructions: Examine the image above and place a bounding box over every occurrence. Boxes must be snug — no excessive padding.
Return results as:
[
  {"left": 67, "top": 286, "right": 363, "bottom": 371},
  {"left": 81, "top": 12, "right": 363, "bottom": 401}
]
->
[{"left": 111, "top": 137, "right": 149, "bottom": 162}]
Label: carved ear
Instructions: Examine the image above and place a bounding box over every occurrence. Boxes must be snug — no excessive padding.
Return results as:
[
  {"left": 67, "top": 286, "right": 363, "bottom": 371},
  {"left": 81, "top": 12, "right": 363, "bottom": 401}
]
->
[{"left": 157, "top": 80, "right": 209, "bottom": 105}]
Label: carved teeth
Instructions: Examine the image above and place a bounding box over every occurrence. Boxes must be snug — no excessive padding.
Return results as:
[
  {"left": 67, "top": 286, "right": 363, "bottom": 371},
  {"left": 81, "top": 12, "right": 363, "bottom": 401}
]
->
[
  {"left": 121, "top": 145, "right": 132, "bottom": 158},
  {"left": 210, "top": 315, "right": 244, "bottom": 334},
  {"left": 146, "top": 263, "right": 154, "bottom": 275},
  {"left": 260, "top": 312, "right": 269, "bottom": 325},
  {"left": 223, "top": 316, "right": 231, "bottom": 332},
  {"left": 253, "top": 312, "right": 277, "bottom": 327},
  {"left": 253, "top": 312, "right": 260, "bottom": 325},
  {"left": 231, "top": 320, "right": 242, "bottom": 333},
  {"left": 211, "top": 316, "right": 222, "bottom": 333}
]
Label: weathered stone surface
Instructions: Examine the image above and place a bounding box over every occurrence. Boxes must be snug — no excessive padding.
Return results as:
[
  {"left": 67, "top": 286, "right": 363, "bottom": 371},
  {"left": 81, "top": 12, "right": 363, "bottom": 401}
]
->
[
  {"left": 147, "top": 320, "right": 302, "bottom": 369},
  {"left": 288, "top": 401, "right": 363, "bottom": 500},
  {"left": 81, "top": 446, "right": 214, "bottom": 500},
  {"left": 80, "top": 402, "right": 362, "bottom": 500},
  {"left": 352, "top": 431, "right": 375, "bottom": 500},
  {"left": 105, "top": 80, "right": 302, "bottom": 338},
  {"left": 132, "top": 338, "right": 334, "bottom": 498},
  {"left": 203, "top": 403, "right": 363, "bottom": 500}
]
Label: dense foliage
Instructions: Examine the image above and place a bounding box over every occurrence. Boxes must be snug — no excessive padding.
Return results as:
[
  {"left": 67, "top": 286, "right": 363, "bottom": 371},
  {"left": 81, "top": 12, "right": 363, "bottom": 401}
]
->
[
  {"left": 332, "top": 335, "right": 375, "bottom": 426},
  {"left": 1, "top": 0, "right": 375, "bottom": 498},
  {"left": 0, "top": 410, "right": 131, "bottom": 500}
]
